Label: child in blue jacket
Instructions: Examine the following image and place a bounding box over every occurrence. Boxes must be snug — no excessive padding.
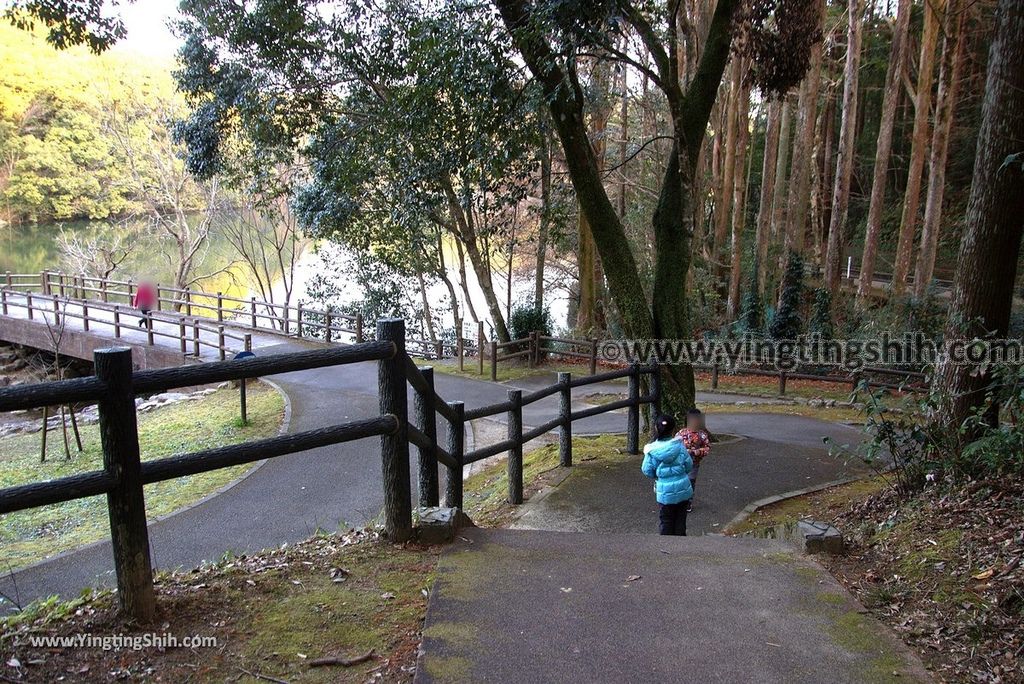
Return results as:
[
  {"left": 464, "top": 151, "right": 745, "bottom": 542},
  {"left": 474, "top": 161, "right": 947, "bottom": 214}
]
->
[{"left": 641, "top": 414, "right": 693, "bottom": 536}]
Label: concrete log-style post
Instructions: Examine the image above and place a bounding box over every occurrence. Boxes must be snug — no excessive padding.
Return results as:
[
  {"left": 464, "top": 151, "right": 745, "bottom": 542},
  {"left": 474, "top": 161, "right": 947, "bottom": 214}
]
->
[
  {"left": 215, "top": 292, "right": 224, "bottom": 322},
  {"left": 445, "top": 401, "right": 465, "bottom": 509},
  {"left": 558, "top": 371, "right": 572, "bottom": 467},
  {"left": 192, "top": 320, "right": 200, "bottom": 357},
  {"left": 711, "top": 362, "right": 720, "bottom": 389},
  {"left": 184, "top": 289, "right": 192, "bottom": 317},
  {"left": 113, "top": 306, "right": 121, "bottom": 338},
  {"left": 414, "top": 366, "right": 440, "bottom": 507},
  {"left": 490, "top": 340, "right": 498, "bottom": 382},
  {"left": 377, "top": 319, "right": 413, "bottom": 541},
  {"left": 477, "top": 321, "right": 484, "bottom": 375},
  {"left": 82, "top": 301, "right": 90, "bottom": 331},
  {"left": 589, "top": 338, "right": 598, "bottom": 376},
  {"left": 154, "top": 284, "right": 162, "bottom": 312},
  {"left": 507, "top": 388, "right": 523, "bottom": 504},
  {"left": 179, "top": 322, "right": 186, "bottom": 354},
  {"left": 26, "top": 292, "right": 33, "bottom": 320},
  {"left": 217, "top": 326, "right": 226, "bottom": 361},
  {"left": 779, "top": 371, "right": 788, "bottom": 397},
  {"left": 250, "top": 298, "right": 257, "bottom": 328},
  {"left": 1, "top": 289, "right": 6, "bottom": 316},
  {"left": 95, "top": 348, "right": 156, "bottom": 622},
  {"left": 146, "top": 317, "right": 154, "bottom": 346},
  {"left": 627, "top": 364, "right": 640, "bottom": 455}
]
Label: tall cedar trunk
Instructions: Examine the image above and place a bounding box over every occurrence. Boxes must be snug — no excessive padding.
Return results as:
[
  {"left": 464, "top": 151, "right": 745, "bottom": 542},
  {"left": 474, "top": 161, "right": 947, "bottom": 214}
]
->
[
  {"left": 913, "top": 0, "right": 966, "bottom": 298},
  {"left": 617, "top": 47, "right": 629, "bottom": 220},
  {"left": 936, "top": 0, "right": 1024, "bottom": 431},
  {"left": 783, "top": 0, "right": 826, "bottom": 259},
  {"left": 535, "top": 135, "right": 552, "bottom": 309},
  {"left": 765, "top": 96, "right": 793, "bottom": 294},
  {"left": 754, "top": 100, "right": 782, "bottom": 296},
  {"left": 813, "top": 84, "right": 836, "bottom": 264},
  {"left": 857, "top": 0, "right": 912, "bottom": 307},
  {"left": 576, "top": 59, "right": 611, "bottom": 332},
  {"left": 824, "top": 0, "right": 865, "bottom": 296},
  {"left": 726, "top": 64, "right": 752, "bottom": 319},
  {"left": 891, "top": 0, "right": 943, "bottom": 295},
  {"left": 495, "top": 0, "right": 738, "bottom": 413},
  {"left": 713, "top": 58, "right": 743, "bottom": 278}
]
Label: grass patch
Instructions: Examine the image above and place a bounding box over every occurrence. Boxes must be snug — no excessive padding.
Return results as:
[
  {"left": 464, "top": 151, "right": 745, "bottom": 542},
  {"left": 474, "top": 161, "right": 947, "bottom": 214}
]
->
[
  {"left": 699, "top": 401, "right": 867, "bottom": 423},
  {"left": 697, "top": 371, "right": 855, "bottom": 401},
  {"left": 463, "top": 435, "right": 630, "bottom": 527},
  {"left": 725, "top": 476, "right": 888, "bottom": 535},
  {"left": 0, "top": 382, "right": 284, "bottom": 571},
  {"left": 432, "top": 358, "right": 620, "bottom": 385},
  {"left": 1, "top": 531, "right": 437, "bottom": 683}
]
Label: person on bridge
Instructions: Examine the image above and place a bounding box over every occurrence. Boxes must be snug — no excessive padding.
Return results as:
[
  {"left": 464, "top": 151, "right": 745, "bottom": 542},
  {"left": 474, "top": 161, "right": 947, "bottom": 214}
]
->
[
  {"left": 133, "top": 281, "right": 157, "bottom": 327},
  {"left": 641, "top": 414, "right": 693, "bottom": 536}
]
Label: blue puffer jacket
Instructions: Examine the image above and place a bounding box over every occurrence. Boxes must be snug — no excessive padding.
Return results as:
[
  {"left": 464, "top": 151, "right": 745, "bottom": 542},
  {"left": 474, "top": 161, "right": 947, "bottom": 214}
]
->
[{"left": 641, "top": 437, "right": 693, "bottom": 505}]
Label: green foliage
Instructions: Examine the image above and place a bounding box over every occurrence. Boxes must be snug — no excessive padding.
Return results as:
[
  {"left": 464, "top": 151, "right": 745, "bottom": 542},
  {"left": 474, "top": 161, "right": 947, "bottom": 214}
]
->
[
  {"left": 509, "top": 301, "right": 552, "bottom": 341},
  {"left": 809, "top": 287, "right": 834, "bottom": 339},
  {"left": 769, "top": 251, "right": 804, "bottom": 340},
  {"left": 0, "top": 23, "right": 182, "bottom": 224},
  {"left": 4, "top": 2, "right": 126, "bottom": 53}
]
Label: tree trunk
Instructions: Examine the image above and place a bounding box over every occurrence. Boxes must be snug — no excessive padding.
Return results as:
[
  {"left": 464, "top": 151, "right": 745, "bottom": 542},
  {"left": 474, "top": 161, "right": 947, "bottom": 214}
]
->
[
  {"left": 891, "top": 0, "right": 944, "bottom": 296},
  {"left": 417, "top": 272, "right": 437, "bottom": 344},
  {"left": 913, "top": 0, "right": 966, "bottom": 298},
  {"left": 824, "top": 0, "right": 865, "bottom": 297},
  {"left": 713, "top": 58, "right": 743, "bottom": 277},
  {"left": 813, "top": 82, "right": 836, "bottom": 265},
  {"left": 535, "top": 135, "right": 552, "bottom": 309},
  {"left": 754, "top": 100, "right": 782, "bottom": 296},
  {"left": 453, "top": 238, "right": 479, "bottom": 325},
  {"left": 783, "top": 0, "right": 826, "bottom": 259},
  {"left": 857, "top": 0, "right": 912, "bottom": 308},
  {"left": 765, "top": 96, "right": 793, "bottom": 294},
  {"left": 726, "top": 64, "right": 752, "bottom": 319},
  {"left": 936, "top": 0, "right": 1024, "bottom": 432}
]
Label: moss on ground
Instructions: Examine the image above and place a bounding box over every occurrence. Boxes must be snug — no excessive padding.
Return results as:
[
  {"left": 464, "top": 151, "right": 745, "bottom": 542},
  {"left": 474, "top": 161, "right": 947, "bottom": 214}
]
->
[
  {"left": 0, "top": 382, "right": 284, "bottom": 570},
  {"left": 462, "top": 434, "right": 630, "bottom": 526},
  {"left": 2, "top": 533, "right": 437, "bottom": 683}
]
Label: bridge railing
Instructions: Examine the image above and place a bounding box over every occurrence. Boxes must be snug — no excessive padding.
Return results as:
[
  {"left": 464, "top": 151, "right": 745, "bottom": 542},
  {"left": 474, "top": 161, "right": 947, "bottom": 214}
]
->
[{"left": 0, "top": 318, "right": 659, "bottom": 621}]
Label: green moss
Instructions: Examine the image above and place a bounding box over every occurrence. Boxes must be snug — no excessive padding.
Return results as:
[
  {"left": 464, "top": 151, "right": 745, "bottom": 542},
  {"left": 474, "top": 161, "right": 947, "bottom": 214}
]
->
[
  {"left": 817, "top": 591, "right": 848, "bottom": 606},
  {"left": 463, "top": 434, "right": 630, "bottom": 526},
  {"left": 424, "top": 655, "right": 472, "bottom": 683},
  {"left": 0, "top": 382, "right": 284, "bottom": 570},
  {"left": 422, "top": 621, "right": 477, "bottom": 646},
  {"left": 828, "top": 611, "right": 909, "bottom": 683}
]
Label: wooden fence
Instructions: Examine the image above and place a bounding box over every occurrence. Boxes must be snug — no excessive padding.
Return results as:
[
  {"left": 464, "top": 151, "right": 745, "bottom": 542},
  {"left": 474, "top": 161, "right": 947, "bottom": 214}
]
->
[{"left": 0, "top": 318, "right": 658, "bottom": 621}]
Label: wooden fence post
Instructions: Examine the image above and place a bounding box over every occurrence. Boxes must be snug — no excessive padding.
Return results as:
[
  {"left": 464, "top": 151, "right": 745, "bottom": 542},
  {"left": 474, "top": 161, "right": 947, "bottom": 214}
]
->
[
  {"left": 507, "top": 388, "right": 523, "bottom": 504},
  {"left": 250, "top": 298, "right": 257, "bottom": 328},
  {"left": 711, "top": 362, "right": 720, "bottom": 389},
  {"left": 1, "top": 289, "right": 7, "bottom": 316},
  {"left": 58, "top": 274, "right": 65, "bottom": 298},
  {"left": 146, "top": 316, "right": 154, "bottom": 346},
  {"left": 39, "top": 271, "right": 47, "bottom": 296},
  {"left": 434, "top": 340, "right": 443, "bottom": 361},
  {"left": 113, "top": 306, "right": 120, "bottom": 338},
  {"left": 477, "top": 321, "right": 484, "bottom": 375},
  {"left": 325, "top": 309, "right": 333, "bottom": 343},
  {"left": 282, "top": 304, "right": 289, "bottom": 335},
  {"left": 101, "top": 278, "right": 108, "bottom": 303},
  {"left": 295, "top": 305, "right": 303, "bottom": 338},
  {"left": 529, "top": 331, "right": 538, "bottom": 367},
  {"left": 184, "top": 289, "right": 192, "bottom": 317},
  {"left": 52, "top": 295, "right": 60, "bottom": 327},
  {"left": 5, "top": 272, "right": 11, "bottom": 289},
  {"left": 558, "top": 371, "right": 572, "bottom": 467},
  {"left": 355, "top": 313, "right": 364, "bottom": 343},
  {"left": 589, "top": 338, "right": 598, "bottom": 376},
  {"left": 778, "top": 370, "right": 788, "bottom": 397},
  {"left": 456, "top": 319, "right": 465, "bottom": 372},
  {"left": 82, "top": 301, "right": 89, "bottom": 331},
  {"left": 216, "top": 292, "right": 224, "bottom": 322},
  {"left": 627, "top": 363, "right": 640, "bottom": 455},
  {"left": 179, "top": 322, "right": 187, "bottom": 354},
  {"left": 445, "top": 401, "right": 464, "bottom": 509},
  {"left": 239, "top": 335, "right": 252, "bottom": 424},
  {"left": 193, "top": 321, "right": 200, "bottom": 357},
  {"left": 377, "top": 318, "right": 413, "bottom": 541},
  {"left": 94, "top": 348, "right": 156, "bottom": 622},
  {"left": 218, "top": 326, "right": 226, "bottom": 360},
  {"left": 154, "top": 284, "right": 161, "bottom": 312},
  {"left": 490, "top": 340, "right": 498, "bottom": 381},
  {"left": 414, "top": 366, "right": 439, "bottom": 507},
  {"left": 26, "top": 292, "right": 33, "bottom": 320}
]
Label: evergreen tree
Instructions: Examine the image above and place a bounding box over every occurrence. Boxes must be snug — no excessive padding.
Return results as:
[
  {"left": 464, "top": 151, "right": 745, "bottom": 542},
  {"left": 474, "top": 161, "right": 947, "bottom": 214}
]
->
[{"left": 770, "top": 251, "right": 804, "bottom": 340}]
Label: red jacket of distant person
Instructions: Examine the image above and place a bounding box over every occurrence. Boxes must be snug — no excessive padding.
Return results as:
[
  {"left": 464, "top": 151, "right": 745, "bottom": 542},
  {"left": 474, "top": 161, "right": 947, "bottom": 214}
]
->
[{"left": 133, "top": 282, "right": 157, "bottom": 311}]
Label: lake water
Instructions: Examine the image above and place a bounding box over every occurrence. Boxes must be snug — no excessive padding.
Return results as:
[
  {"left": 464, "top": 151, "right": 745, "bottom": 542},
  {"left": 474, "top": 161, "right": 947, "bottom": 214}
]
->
[{"left": 1, "top": 219, "right": 571, "bottom": 339}]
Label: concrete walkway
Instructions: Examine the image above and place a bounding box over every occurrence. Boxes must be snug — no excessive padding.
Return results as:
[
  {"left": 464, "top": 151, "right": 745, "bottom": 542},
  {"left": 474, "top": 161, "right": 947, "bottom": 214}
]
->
[{"left": 417, "top": 528, "right": 928, "bottom": 683}]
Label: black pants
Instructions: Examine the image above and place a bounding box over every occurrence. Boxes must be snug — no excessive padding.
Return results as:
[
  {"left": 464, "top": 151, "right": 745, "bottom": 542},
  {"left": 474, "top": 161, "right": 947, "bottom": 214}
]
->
[{"left": 658, "top": 502, "right": 688, "bottom": 536}]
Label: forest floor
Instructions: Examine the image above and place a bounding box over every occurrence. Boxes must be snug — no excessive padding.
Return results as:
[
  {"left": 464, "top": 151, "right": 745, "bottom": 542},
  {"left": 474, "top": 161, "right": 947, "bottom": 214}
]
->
[
  {"left": 726, "top": 476, "right": 1024, "bottom": 682},
  {"left": 0, "top": 382, "right": 284, "bottom": 572},
  {"left": 0, "top": 529, "right": 437, "bottom": 683}
]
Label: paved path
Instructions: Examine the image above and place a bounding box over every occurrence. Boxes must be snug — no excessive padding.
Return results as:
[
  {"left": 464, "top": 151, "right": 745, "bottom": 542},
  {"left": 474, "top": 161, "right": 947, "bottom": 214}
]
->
[
  {"left": 417, "top": 528, "right": 928, "bottom": 683},
  {"left": 1, "top": 309, "right": 867, "bottom": 610}
]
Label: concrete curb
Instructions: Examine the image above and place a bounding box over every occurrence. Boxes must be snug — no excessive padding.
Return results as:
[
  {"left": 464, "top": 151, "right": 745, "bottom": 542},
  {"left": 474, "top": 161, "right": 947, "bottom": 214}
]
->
[{"left": 723, "top": 474, "right": 867, "bottom": 533}]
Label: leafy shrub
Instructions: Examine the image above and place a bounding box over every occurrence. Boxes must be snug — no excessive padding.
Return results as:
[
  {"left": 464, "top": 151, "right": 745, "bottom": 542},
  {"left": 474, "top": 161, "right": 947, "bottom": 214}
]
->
[
  {"left": 509, "top": 301, "right": 552, "bottom": 341},
  {"left": 769, "top": 251, "right": 803, "bottom": 340}
]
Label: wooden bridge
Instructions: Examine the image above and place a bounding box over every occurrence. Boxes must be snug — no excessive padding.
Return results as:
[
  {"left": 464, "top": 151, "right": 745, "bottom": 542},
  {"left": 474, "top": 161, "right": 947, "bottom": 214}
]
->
[{"left": 0, "top": 271, "right": 446, "bottom": 368}]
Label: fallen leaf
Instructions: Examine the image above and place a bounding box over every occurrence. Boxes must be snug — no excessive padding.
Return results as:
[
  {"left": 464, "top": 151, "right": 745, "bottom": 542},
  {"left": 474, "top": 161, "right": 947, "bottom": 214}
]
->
[
  {"left": 7, "top": 657, "right": 21, "bottom": 668},
  {"left": 381, "top": 592, "right": 396, "bottom": 600},
  {"left": 626, "top": 575, "right": 641, "bottom": 582},
  {"left": 560, "top": 587, "right": 572, "bottom": 593},
  {"left": 972, "top": 569, "right": 994, "bottom": 581}
]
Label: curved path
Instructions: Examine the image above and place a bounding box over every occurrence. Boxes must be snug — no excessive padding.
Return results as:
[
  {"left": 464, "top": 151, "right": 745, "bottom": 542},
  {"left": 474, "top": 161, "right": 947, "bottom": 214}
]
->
[{"left": 0, "top": 337, "right": 866, "bottom": 609}]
